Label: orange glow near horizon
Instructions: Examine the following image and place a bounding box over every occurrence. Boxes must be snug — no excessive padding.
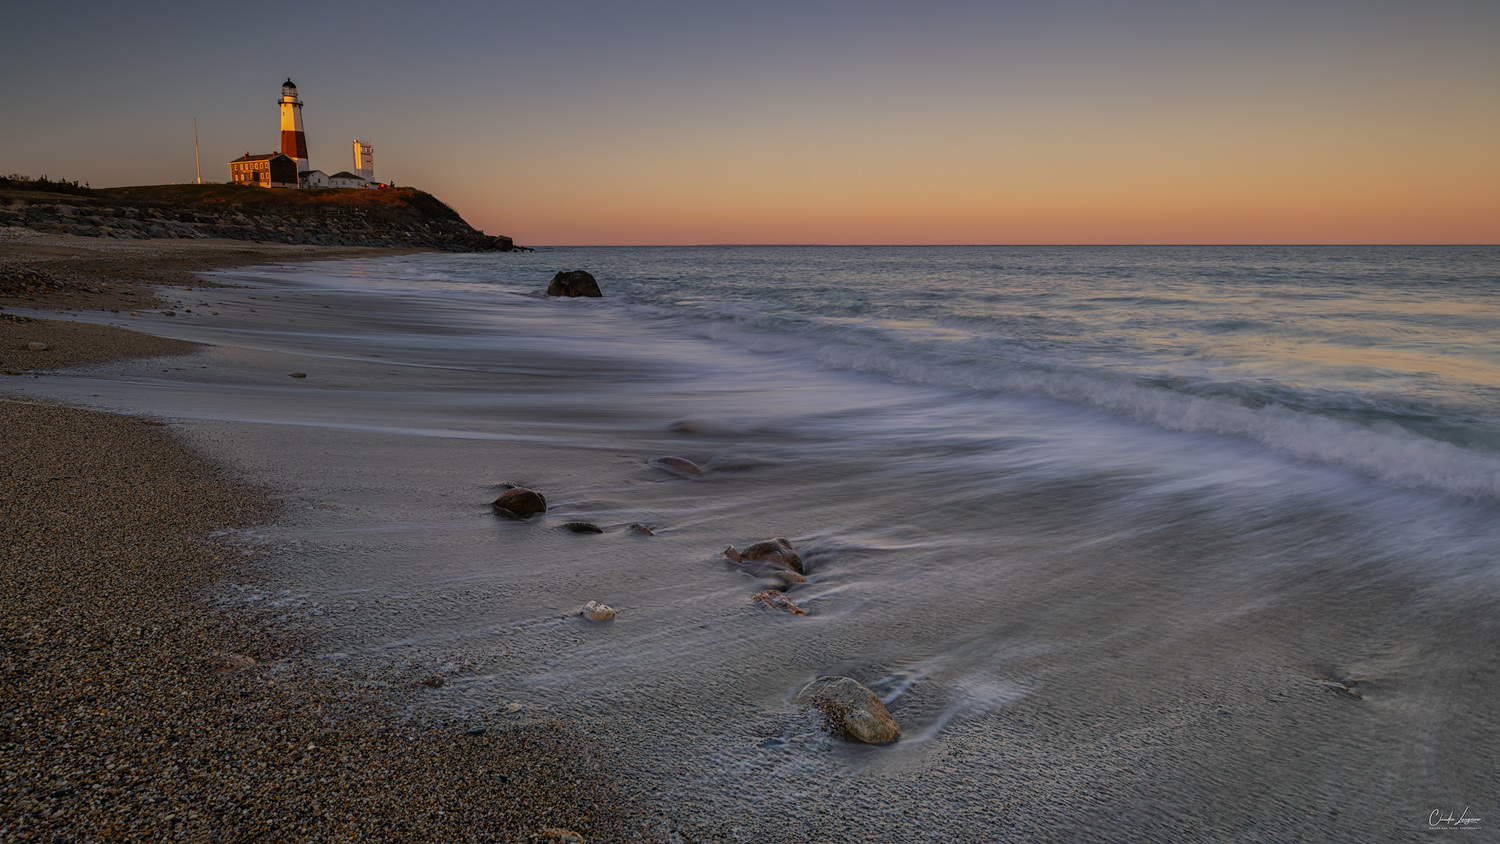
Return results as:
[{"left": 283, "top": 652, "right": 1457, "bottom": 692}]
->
[{"left": 447, "top": 92, "right": 1500, "bottom": 245}]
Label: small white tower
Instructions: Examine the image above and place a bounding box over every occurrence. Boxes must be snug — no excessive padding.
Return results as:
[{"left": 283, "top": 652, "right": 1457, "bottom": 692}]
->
[
  {"left": 353, "top": 140, "right": 374, "bottom": 182},
  {"left": 279, "top": 79, "right": 309, "bottom": 175}
]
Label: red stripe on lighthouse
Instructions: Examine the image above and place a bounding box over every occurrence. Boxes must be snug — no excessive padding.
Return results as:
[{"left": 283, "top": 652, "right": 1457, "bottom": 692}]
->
[{"left": 281, "top": 131, "right": 308, "bottom": 160}]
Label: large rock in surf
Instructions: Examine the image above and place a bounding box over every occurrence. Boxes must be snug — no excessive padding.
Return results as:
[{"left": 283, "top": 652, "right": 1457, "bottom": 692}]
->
[
  {"left": 492, "top": 486, "right": 547, "bottom": 519},
  {"left": 725, "top": 537, "right": 804, "bottom": 574},
  {"left": 546, "top": 270, "right": 602, "bottom": 298},
  {"left": 795, "top": 676, "right": 900, "bottom": 744}
]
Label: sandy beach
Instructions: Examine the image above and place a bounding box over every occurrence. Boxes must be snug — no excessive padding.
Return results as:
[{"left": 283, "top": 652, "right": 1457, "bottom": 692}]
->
[
  {"left": 1, "top": 235, "right": 644, "bottom": 843},
  {"left": 6, "top": 237, "right": 1498, "bottom": 843}
]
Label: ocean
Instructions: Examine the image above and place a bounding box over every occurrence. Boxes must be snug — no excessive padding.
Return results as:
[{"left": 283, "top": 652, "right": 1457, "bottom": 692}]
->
[{"left": 17, "top": 245, "right": 1500, "bottom": 841}]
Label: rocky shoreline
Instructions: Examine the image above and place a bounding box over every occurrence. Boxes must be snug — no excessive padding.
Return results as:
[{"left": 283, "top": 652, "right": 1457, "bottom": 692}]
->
[{"left": 0, "top": 188, "right": 518, "bottom": 252}]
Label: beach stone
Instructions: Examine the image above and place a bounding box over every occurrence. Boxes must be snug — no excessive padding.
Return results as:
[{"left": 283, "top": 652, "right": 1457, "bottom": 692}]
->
[
  {"left": 769, "top": 568, "right": 807, "bottom": 586},
  {"left": 546, "top": 270, "right": 602, "bottom": 298},
  {"left": 492, "top": 487, "right": 546, "bottom": 519},
  {"left": 542, "top": 829, "right": 585, "bottom": 843},
  {"left": 649, "top": 456, "right": 702, "bottom": 477},
  {"left": 795, "top": 676, "right": 900, "bottom": 744},
  {"left": 751, "top": 589, "right": 806, "bottom": 616},
  {"left": 581, "top": 600, "right": 616, "bottom": 621},
  {"left": 627, "top": 523, "right": 655, "bottom": 536},
  {"left": 728, "top": 537, "right": 804, "bottom": 574},
  {"left": 288, "top": 372, "right": 307, "bottom": 378},
  {"left": 206, "top": 653, "right": 256, "bottom": 675},
  {"left": 26, "top": 342, "right": 47, "bottom": 351},
  {"left": 562, "top": 520, "right": 603, "bottom": 533}
]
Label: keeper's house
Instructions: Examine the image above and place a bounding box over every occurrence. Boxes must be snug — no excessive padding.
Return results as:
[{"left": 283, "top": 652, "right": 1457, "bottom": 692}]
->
[{"left": 229, "top": 152, "right": 298, "bottom": 189}]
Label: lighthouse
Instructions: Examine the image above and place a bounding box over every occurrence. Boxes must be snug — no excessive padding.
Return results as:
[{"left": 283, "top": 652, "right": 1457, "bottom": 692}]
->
[{"left": 278, "top": 79, "right": 309, "bottom": 175}]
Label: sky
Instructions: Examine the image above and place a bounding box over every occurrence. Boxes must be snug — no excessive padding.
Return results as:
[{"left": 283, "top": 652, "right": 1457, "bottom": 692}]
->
[{"left": 5, "top": 1, "right": 1498, "bottom": 245}]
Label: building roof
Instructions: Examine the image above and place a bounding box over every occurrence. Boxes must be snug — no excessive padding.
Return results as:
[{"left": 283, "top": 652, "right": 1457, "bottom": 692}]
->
[
  {"left": 284, "top": 78, "right": 296, "bottom": 89},
  {"left": 229, "top": 152, "right": 291, "bottom": 163},
  {"left": 299, "top": 170, "right": 327, "bottom": 177},
  {"left": 327, "top": 171, "right": 366, "bottom": 181}
]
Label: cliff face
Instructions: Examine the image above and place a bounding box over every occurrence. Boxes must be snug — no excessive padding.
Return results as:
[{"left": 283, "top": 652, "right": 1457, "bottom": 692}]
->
[{"left": 0, "top": 185, "right": 517, "bottom": 251}]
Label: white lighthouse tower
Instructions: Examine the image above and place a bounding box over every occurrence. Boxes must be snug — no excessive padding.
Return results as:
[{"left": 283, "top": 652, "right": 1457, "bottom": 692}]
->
[{"left": 279, "top": 79, "right": 309, "bottom": 176}]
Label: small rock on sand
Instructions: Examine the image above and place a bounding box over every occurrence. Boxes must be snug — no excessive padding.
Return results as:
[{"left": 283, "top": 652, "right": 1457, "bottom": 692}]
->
[
  {"left": 561, "top": 520, "right": 604, "bottom": 533},
  {"left": 649, "top": 456, "right": 702, "bottom": 477},
  {"left": 26, "top": 342, "right": 48, "bottom": 351},
  {"left": 493, "top": 487, "right": 547, "bottom": 519},
  {"left": 542, "top": 829, "right": 585, "bottom": 843},
  {"left": 627, "top": 523, "right": 655, "bottom": 536},
  {"left": 207, "top": 653, "right": 256, "bottom": 674},
  {"left": 582, "top": 601, "right": 616, "bottom": 621},
  {"left": 289, "top": 372, "right": 307, "bottom": 378},
  {"left": 752, "top": 590, "right": 806, "bottom": 616},
  {"left": 795, "top": 676, "right": 901, "bottom": 744}
]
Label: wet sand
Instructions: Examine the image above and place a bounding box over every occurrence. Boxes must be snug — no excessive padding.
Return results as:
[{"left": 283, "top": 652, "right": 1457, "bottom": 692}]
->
[{"left": 0, "top": 235, "right": 645, "bottom": 843}]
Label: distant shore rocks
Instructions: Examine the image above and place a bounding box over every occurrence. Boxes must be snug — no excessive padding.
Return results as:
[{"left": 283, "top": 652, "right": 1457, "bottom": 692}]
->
[
  {"left": 795, "top": 676, "right": 900, "bottom": 744},
  {"left": 546, "top": 270, "right": 602, "bottom": 298},
  {"left": 492, "top": 486, "right": 547, "bottom": 519},
  {"left": 0, "top": 196, "right": 520, "bottom": 251}
]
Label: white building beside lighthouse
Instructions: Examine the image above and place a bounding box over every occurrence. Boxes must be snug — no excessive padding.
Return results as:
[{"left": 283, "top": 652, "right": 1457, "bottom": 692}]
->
[{"left": 354, "top": 141, "right": 374, "bottom": 182}]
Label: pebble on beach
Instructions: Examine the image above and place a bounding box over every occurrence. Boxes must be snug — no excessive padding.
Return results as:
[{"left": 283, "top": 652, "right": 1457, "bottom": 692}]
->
[
  {"left": 289, "top": 372, "right": 307, "bottom": 378},
  {"left": 206, "top": 652, "right": 256, "bottom": 674},
  {"left": 562, "top": 520, "right": 604, "bottom": 533},
  {"left": 626, "top": 523, "right": 655, "bottom": 536},
  {"left": 26, "top": 341, "right": 48, "bottom": 351},
  {"left": 751, "top": 589, "right": 806, "bottom": 616},
  {"left": 582, "top": 601, "right": 617, "bottom": 621}
]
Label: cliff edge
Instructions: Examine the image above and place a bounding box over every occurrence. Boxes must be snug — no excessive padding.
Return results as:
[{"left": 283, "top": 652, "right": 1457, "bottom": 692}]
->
[{"left": 0, "top": 180, "right": 520, "bottom": 251}]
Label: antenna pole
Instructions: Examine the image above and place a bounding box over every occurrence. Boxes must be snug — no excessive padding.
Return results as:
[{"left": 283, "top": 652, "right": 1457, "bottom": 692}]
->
[{"left": 193, "top": 118, "right": 202, "bottom": 185}]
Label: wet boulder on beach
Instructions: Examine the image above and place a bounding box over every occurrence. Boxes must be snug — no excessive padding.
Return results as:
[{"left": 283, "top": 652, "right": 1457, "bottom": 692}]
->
[
  {"left": 795, "top": 676, "right": 900, "bottom": 744},
  {"left": 492, "top": 486, "right": 547, "bottom": 519},
  {"left": 546, "top": 270, "right": 602, "bottom": 298},
  {"left": 724, "top": 537, "right": 804, "bottom": 574}
]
